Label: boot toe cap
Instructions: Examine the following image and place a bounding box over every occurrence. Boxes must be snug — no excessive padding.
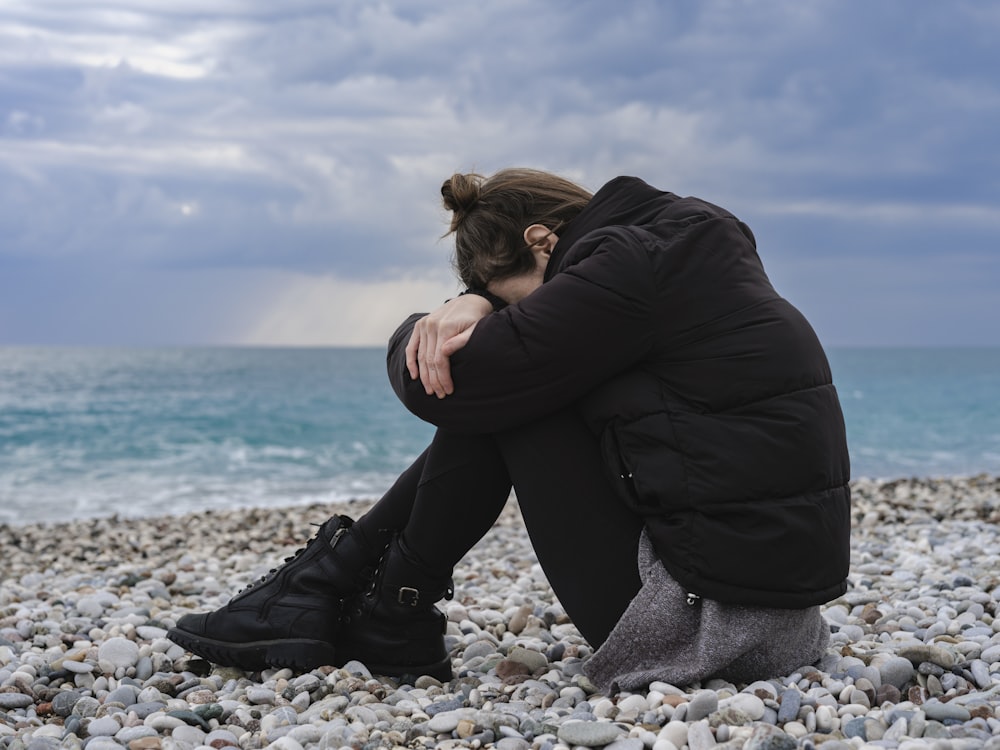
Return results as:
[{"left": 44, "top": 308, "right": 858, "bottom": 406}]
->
[{"left": 174, "top": 611, "right": 211, "bottom": 636}]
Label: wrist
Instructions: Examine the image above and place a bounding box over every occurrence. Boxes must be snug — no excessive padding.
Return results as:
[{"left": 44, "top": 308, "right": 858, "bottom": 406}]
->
[{"left": 459, "top": 288, "right": 507, "bottom": 312}]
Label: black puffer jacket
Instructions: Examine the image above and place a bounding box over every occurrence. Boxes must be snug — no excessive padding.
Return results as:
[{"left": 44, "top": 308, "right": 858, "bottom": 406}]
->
[{"left": 387, "top": 176, "right": 851, "bottom": 609}]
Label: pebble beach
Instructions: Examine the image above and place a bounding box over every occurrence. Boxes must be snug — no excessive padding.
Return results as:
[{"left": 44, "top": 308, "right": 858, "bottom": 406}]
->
[{"left": 2, "top": 476, "right": 1000, "bottom": 750}]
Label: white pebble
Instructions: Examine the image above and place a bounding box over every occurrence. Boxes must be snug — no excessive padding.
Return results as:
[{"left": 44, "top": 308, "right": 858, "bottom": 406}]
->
[{"left": 97, "top": 637, "right": 139, "bottom": 669}]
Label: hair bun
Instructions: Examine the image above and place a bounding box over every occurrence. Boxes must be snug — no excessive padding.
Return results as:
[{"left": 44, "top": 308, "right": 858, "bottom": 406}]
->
[{"left": 441, "top": 172, "right": 484, "bottom": 232}]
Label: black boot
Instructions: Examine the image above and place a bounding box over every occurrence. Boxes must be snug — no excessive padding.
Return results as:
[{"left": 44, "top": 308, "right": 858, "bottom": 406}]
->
[
  {"left": 167, "top": 514, "right": 383, "bottom": 671},
  {"left": 338, "top": 533, "right": 454, "bottom": 682}
]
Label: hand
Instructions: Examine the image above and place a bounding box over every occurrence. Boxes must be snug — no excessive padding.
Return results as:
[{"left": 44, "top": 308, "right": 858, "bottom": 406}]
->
[{"left": 405, "top": 294, "right": 493, "bottom": 398}]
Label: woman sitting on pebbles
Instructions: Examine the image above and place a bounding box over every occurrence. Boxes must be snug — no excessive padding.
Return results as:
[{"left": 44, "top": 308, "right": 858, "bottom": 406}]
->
[{"left": 169, "top": 168, "right": 851, "bottom": 692}]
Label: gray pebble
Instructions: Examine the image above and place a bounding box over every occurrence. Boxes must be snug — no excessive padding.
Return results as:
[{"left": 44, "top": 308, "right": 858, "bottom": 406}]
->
[
  {"left": 776, "top": 688, "right": 800, "bottom": 723},
  {"left": 84, "top": 717, "right": 120, "bottom": 737},
  {"left": 863, "top": 716, "right": 887, "bottom": 741},
  {"left": 52, "top": 691, "right": 81, "bottom": 717},
  {"left": 72, "top": 696, "right": 100, "bottom": 717},
  {"left": 877, "top": 655, "right": 914, "bottom": 689},
  {"left": 62, "top": 661, "right": 94, "bottom": 674},
  {"left": 147, "top": 715, "right": 184, "bottom": 732},
  {"left": 135, "top": 626, "right": 167, "bottom": 640},
  {"left": 922, "top": 700, "right": 972, "bottom": 722},
  {"left": 246, "top": 686, "right": 276, "bottom": 704},
  {"left": 605, "top": 739, "right": 644, "bottom": 750},
  {"left": 898, "top": 644, "right": 956, "bottom": 668},
  {"left": 113, "top": 727, "right": 158, "bottom": 744},
  {"left": 686, "top": 690, "right": 718, "bottom": 722},
  {"left": 970, "top": 659, "right": 992, "bottom": 689},
  {"left": 64, "top": 716, "right": 83, "bottom": 736},
  {"left": 686, "top": 721, "right": 715, "bottom": 750},
  {"left": 507, "top": 646, "right": 547, "bottom": 673},
  {"left": 286, "top": 725, "right": 322, "bottom": 745},
  {"left": 463, "top": 640, "right": 497, "bottom": 660},
  {"left": 981, "top": 644, "right": 1000, "bottom": 663},
  {"left": 291, "top": 674, "right": 321, "bottom": 693},
  {"left": 171, "top": 724, "right": 207, "bottom": 745},
  {"left": 128, "top": 702, "right": 166, "bottom": 719},
  {"left": 743, "top": 723, "right": 798, "bottom": 750},
  {"left": 495, "top": 738, "right": 530, "bottom": 750},
  {"left": 727, "top": 693, "right": 765, "bottom": 721},
  {"left": 426, "top": 709, "right": 470, "bottom": 734},
  {"left": 340, "top": 659, "right": 372, "bottom": 677},
  {"left": 133, "top": 656, "right": 153, "bottom": 682},
  {"left": 497, "top": 724, "right": 523, "bottom": 739},
  {"left": 103, "top": 686, "right": 138, "bottom": 707},
  {"left": 0, "top": 693, "right": 34, "bottom": 709},
  {"left": 425, "top": 697, "right": 464, "bottom": 716},
  {"left": 166, "top": 708, "right": 212, "bottom": 730},
  {"left": 918, "top": 660, "right": 944, "bottom": 676},
  {"left": 556, "top": 720, "right": 625, "bottom": 747},
  {"left": 842, "top": 716, "right": 866, "bottom": 739}
]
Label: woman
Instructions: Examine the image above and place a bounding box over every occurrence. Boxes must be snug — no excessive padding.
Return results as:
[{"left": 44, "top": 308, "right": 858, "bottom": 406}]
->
[{"left": 169, "top": 168, "right": 850, "bottom": 691}]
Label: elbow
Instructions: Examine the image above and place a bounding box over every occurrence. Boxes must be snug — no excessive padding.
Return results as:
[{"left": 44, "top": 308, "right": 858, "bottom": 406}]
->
[
  {"left": 397, "top": 383, "right": 511, "bottom": 435},
  {"left": 399, "top": 386, "right": 471, "bottom": 432}
]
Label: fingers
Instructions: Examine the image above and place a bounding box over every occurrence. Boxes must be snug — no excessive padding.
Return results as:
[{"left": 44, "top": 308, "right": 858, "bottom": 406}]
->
[
  {"left": 432, "top": 326, "right": 477, "bottom": 396},
  {"left": 441, "top": 325, "right": 476, "bottom": 358},
  {"left": 431, "top": 349, "right": 454, "bottom": 396},
  {"left": 418, "top": 328, "right": 440, "bottom": 397},
  {"left": 416, "top": 332, "right": 456, "bottom": 398},
  {"left": 405, "top": 329, "right": 420, "bottom": 380},
  {"left": 404, "top": 295, "right": 490, "bottom": 398},
  {"left": 406, "top": 321, "right": 436, "bottom": 391},
  {"left": 406, "top": 319, "right": 437, "bottom": 395}
]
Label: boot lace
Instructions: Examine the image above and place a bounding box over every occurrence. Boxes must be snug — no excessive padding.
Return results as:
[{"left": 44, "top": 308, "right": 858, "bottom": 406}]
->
[{"left": 236, "top": 522, "right": 322, "bottom": 594}]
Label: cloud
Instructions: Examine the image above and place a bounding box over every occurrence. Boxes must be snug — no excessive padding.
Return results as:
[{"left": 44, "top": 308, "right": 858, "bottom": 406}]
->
[
  {"left": 237, "top": 272, "right": 458, "bottom": 347},
  {"left": 0, "top": 0, "right": 998, "bottom": 345},
  {"left": 769, "top": 251, "right": 1000, "bottom": 348},
  {"left": 0, "top": 261, "right": 457, "bottom": 346}
]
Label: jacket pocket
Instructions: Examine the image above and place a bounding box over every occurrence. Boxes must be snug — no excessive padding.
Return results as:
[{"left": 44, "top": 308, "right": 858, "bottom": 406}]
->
[
  {"left": 601, "top": 414, "right": 688, "bottom": 512},
  {"left": 601, "top": 422, "right": 642, "bottom": 509}
]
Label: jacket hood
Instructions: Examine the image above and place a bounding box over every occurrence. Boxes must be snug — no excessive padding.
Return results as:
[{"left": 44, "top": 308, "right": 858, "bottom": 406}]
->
[{"left": 546, "top": 176, "right": 678, "bottom": 282}]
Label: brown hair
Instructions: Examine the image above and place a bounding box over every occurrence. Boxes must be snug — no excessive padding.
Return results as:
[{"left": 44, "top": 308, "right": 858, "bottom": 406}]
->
[{"left": 441, "top": 168, "right": 593, "bottom": 289}]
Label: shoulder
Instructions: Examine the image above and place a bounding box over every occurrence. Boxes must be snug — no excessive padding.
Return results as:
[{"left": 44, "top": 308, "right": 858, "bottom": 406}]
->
[{"left": 553, "top": 226, "right": 658, "bottom": 277}]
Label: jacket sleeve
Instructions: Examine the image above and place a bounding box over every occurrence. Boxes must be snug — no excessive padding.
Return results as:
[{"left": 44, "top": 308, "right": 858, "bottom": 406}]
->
[{"left": 386, "top": 229, "right": 659, "bottom": 434}]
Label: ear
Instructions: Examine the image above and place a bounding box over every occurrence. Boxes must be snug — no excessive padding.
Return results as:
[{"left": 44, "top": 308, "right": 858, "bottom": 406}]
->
[{"left": 523, "top": 224, "right": 558, "bottom": 256}]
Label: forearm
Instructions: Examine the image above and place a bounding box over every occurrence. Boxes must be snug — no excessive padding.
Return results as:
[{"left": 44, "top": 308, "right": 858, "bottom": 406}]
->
[
  {"left": 386, "top": 240, "right": 656, "bottom": 434},
  {"left": 386, "top": 312, "right": 511, "bottom": 434},
  {"left": 386, "top": 312, "right": 425, "bottom": 410}
]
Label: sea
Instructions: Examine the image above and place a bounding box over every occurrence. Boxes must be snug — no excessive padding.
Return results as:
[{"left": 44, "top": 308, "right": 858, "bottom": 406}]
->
[{"left": 1, "top": 347, "right": 999, "bottom": 526}]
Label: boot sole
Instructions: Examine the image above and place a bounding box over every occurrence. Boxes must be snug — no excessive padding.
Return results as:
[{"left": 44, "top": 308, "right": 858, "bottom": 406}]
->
[{"left": 167, "top": 627, "right": 337, "bottom": 672}]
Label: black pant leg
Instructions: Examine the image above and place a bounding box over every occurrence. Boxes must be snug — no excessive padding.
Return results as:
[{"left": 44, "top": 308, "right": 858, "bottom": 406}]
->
[
  {"left": 353, "top": 445, "right": 429, "bottom": 539},
  {"left": 356, "top": 413, "right": 642, "bottom": 648},
  {"left": 496, "top": 409, "right": 643, "bottom": 648},
  {"left": 358, "top": 430, "right": 513, "bottom": 573}
]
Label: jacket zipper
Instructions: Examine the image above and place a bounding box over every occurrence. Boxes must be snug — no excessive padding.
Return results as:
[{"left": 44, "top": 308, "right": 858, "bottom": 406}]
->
[{"left": 686, "top": 592, "right": 701, "bottom": 606}]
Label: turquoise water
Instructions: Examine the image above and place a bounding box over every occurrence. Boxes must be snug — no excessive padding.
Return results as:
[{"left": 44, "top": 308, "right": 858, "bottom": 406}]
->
[
  {"left": 1, "top": 347, "right": 998, "bottom": 525},
  {"left": 827, "top": 348, "right": 1000, "bottom": 480},
  {"left": 0, "top": 348, "right": 433, "bottom": 524}
]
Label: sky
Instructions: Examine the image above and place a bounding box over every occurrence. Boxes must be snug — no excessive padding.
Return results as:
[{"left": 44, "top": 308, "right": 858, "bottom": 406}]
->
[{"left": 0, "top": 0, "right": 997, "bottom": 347}]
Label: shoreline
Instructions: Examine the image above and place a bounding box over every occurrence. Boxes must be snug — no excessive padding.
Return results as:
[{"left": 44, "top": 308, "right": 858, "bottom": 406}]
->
[
  {"left": 4, "top": 473, "right": 1000, "bottom": 532},
  {"left": 2, "top": 476, "right": 999, "bottom": 749}
]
